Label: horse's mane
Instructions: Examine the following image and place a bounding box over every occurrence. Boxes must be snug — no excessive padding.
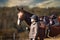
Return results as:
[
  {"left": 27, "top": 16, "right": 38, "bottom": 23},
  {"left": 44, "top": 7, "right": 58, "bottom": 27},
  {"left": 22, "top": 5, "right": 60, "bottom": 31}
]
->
[{"left": 23, "top": 10, "right": 33, "bottom": 16}]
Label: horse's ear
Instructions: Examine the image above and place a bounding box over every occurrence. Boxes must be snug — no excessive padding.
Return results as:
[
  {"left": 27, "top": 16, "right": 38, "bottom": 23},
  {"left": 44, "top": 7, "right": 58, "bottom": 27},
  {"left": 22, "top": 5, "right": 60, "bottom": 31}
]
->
[
  {"left": 17, "top": 7, "right": 20, "bottom": 11},
  {"left": 17, "top": 7, "right": 24, "bottom": 11}
]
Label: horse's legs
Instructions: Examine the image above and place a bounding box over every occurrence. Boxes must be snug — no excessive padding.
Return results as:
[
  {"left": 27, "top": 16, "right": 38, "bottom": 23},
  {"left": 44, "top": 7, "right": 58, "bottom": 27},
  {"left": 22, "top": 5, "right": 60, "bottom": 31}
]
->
[
  {"left": 40, "top": 38, "right": 44, "bottom": 40},
  {"left": 40, "top": 28, "right": 45, "bottom": 40},
  {"left": 35, "top": 36, "right": 44, "bottom": 40},
  {"left": 45, "top": 26, "right": 48, "bottom": 37},
  {"left": 45, "top": 25, "right": 51, "bottom": 37}
]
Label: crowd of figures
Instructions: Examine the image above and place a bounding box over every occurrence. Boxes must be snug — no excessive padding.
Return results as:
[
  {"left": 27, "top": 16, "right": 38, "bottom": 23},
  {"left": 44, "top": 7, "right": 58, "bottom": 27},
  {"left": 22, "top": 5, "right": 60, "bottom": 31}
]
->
[
  {"left": 17, "top": 7, "right": 60, "bottom": 40},
  {"left": 29, "top": 14, "right": 60, "bottom": 40}
]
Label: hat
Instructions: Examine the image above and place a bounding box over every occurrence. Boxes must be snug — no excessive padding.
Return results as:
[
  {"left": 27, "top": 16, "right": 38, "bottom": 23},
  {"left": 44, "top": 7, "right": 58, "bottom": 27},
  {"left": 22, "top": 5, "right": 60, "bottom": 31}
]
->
[{"left": 30, "top": 15, "right": 38, "bottom": 20}]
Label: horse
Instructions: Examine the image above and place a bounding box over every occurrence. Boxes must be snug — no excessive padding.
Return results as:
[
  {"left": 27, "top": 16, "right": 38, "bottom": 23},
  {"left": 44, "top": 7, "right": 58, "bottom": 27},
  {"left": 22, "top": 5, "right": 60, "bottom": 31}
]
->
[
  {"left": 16, "top": 7, "right": 60, "bottom": 40},
  {"left": 16, "top": 7, "right": 45, "bottom": 40}
]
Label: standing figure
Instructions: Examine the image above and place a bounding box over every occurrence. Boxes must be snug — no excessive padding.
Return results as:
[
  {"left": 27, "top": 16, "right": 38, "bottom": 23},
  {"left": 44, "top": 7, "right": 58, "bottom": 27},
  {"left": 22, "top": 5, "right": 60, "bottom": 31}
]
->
[
  {"left": 46, "top": 14, "right": 56, "bottom": 37},
  {"left": 29, "top": 15, "right": 38, "bottom": 40}
]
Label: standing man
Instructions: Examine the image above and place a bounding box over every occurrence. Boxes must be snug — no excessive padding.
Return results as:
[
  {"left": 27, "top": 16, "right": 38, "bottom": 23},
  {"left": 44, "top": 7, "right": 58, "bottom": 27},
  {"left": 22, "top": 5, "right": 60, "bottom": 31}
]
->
[{"left": 29, "top": 15, "right": 38, "bottom": 40}]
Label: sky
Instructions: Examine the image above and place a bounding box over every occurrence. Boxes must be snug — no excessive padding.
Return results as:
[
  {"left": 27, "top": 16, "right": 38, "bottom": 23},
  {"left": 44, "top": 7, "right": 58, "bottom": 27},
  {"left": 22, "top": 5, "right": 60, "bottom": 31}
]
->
[{"left": 0, "top": 0, "right": 60, "bottom": 8}]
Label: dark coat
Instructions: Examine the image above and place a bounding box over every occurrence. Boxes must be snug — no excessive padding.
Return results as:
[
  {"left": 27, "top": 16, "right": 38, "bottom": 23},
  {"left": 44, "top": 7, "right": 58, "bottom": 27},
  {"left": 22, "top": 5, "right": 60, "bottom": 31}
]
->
[{"left": 43, "top": 16, "right": 49, "bottom": 25}]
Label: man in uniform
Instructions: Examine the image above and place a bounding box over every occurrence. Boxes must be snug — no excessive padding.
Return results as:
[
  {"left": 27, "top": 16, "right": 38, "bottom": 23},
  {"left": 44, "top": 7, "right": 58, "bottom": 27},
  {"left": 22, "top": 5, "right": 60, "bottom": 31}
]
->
[{"left": 29, "top": 15, "right": 38, "bottom": 40}]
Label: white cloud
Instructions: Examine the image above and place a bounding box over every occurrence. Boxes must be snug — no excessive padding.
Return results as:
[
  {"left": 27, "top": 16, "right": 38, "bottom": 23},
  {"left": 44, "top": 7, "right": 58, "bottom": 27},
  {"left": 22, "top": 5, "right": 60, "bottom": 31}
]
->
[
  {"left": 0, "top": 0, "right": 60, "bottom": 8},
  {"left": 34, "top": 0, "right": 60, "bottom": 8},
  {"left": 2, "top": 0, "right": 34, "bottom": 7}
]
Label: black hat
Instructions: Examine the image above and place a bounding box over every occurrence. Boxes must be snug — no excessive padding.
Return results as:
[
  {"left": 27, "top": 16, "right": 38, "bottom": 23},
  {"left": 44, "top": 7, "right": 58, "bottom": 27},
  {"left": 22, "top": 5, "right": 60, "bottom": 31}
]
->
[{"left": 30, "top": 15, "right": 38, "bottom": 21}]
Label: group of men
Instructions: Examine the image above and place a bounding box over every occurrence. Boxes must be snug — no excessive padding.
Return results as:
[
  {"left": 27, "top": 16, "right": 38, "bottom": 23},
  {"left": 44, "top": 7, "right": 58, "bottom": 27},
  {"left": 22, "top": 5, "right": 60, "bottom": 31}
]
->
[{"left": 29, "top": 14, "right": 59, "bottom": 40}]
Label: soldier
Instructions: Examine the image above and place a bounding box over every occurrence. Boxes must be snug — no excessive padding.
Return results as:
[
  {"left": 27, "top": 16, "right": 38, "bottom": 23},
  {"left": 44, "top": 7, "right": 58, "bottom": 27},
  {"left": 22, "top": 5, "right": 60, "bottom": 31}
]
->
[{"left": 29, "top": 15, "right": 38, "bottom": 40}]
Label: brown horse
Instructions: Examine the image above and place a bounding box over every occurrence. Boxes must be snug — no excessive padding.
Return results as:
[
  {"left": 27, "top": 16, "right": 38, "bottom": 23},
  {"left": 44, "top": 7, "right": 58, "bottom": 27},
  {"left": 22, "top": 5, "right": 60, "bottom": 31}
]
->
[
  {"left": 16, "top": 7, "right": 60, "bottom": 40},
  {"left": 17, "top": 7, "right": 45, "bottom": 40}
]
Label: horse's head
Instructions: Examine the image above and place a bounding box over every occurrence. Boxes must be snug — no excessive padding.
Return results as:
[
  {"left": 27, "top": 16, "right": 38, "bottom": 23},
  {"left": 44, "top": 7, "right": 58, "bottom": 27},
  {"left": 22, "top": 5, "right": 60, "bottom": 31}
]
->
[
  {"left": 17, "top": 7, "right": 34, "bottom": 26},
  {"left": 17, "top": 7, "right": 25, "bottom": 25}
]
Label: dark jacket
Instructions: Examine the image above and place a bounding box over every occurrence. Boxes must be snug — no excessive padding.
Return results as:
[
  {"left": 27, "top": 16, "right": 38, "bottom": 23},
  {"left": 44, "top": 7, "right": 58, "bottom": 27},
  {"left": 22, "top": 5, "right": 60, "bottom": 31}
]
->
[{"left": 43, "top": 16, "right": 49, "bottom": 25}]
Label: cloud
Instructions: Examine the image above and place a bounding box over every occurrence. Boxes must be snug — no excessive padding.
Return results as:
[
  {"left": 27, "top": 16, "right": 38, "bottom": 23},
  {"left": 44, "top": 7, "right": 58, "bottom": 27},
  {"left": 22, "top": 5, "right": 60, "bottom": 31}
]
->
[
  {"left": 0, "top": 0, "right": 60, "bottom": 8},
  {"left": 29, "top": 0, "right": 53, "bottom": 8},
  {"left": 0, "top": 0, "right": 34, "bottom": 7},
  {"left": 0, "top": 0, "right": 48, "bottom": 7},
  {"left": 34, "top": 0, "right": 60, "bottom": 8},
  {"left": 4, "top": 0, "right": 34, "bottom": 7},
  {"left": 5, "top": 0, "right": 47, "bottom": 7}
]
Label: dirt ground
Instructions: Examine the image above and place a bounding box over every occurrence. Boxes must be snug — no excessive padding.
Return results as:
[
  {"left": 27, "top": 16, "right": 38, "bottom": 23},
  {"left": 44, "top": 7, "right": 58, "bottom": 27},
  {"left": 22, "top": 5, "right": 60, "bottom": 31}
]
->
[
  {"left": 19, "top": 37, "right": 60, "bottom": 40},
  {"left": 18, "top": 37, "right": 60, "bottom": 40},
  {"left": 45, "top": 37, "right": 60, "bottom": 40},
  {"left": 19, "top": 32, "right": 60, "bottom": 40},
  {"left": 0, "top": 31, "right": 59, "bottom": 40}
]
